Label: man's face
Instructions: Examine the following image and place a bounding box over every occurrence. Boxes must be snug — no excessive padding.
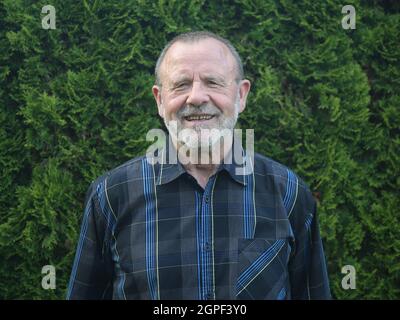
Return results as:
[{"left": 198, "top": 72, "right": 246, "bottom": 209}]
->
[{"left": 152, "top": 38, "right": 251, "bottom": 150}]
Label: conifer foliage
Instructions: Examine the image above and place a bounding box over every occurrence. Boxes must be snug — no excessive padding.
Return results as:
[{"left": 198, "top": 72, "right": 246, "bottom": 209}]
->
[{"left": 0, "top": 0, "right": 399, "bottom": 299}]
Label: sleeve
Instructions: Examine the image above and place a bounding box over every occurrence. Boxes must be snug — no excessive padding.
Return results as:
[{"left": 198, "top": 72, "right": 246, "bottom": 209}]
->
[
  {"left": 66, "top": 179, "right": 114, "bottom": 300},
  {"left": 288, "top": 183, "right": 331, "bottom": 300}
]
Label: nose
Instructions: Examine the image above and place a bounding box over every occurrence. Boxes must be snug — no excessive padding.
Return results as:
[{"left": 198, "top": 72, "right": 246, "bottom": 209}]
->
[{"left": 186, "top": 81, "right": 210, "bottom": 106}]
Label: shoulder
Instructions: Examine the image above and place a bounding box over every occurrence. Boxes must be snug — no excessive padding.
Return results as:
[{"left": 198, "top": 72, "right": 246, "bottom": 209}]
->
[
  {"left": 253, "top": 152, "right": 316, "bottom": 214},
  {"left": 85, "top": 155, "right": 147, "bottom": 200},
  {"left": 253, "top": 153, "right": 309, "bottom": 191}
]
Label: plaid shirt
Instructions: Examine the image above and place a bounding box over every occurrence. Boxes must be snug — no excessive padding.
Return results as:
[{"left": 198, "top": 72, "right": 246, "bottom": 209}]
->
[{"left": 67, "top": 136, "right": 330, "bottom": 300}]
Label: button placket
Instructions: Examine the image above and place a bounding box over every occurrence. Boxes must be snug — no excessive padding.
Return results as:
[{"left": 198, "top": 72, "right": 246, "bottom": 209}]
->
[{"left": 201, "top": 177, "right": 214, "bottom": 300}]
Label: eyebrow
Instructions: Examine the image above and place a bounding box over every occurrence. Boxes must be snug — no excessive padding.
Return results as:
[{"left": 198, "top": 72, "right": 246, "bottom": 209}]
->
[
  {"left": 202, "top": 75, "right": 226, "bottom": 84},
  {"left": 170, "top": 74, "right": 227, "bottom": 86},
  {"left": 171, "top": 76, "right": 192, "bottom": 84}
]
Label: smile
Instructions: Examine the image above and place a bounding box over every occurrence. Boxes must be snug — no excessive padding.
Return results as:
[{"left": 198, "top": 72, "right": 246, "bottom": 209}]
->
[{"left": 184, "top": 114, "right": 215, "bottom": 121}]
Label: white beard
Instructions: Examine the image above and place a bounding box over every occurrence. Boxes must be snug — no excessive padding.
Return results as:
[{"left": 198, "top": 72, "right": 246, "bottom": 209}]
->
[{"left": 164, "top": 92, "right": 240, "bottom": 152}]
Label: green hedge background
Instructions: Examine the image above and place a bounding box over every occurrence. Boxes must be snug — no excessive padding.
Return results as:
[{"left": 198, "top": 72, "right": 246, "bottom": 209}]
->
[{"left": 0, "top": 0, "right": 399, "bottom": 299}]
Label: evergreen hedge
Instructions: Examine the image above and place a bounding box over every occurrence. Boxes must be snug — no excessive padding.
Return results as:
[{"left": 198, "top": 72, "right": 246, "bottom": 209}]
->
[{"left": 0, "top": 0, "right": 399, "bottom": 299}]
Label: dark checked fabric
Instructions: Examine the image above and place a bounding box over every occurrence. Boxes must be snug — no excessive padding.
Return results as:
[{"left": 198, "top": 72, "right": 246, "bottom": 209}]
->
[{"left": 67, "top": 135, "right": 331, "bottom": 300}]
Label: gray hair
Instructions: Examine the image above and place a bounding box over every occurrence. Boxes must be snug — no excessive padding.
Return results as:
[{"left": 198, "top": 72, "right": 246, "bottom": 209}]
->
[{"left": 154, "top": 31, "right": 244, "bottom": 86}]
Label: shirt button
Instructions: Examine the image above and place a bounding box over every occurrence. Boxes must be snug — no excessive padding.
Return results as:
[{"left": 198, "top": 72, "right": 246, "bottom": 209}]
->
[
  {"left": 204, "top": 196, "right": 209, "bottom": 203},
  {"left": 206, "top": 292, "right": 214, "bottom": 300},
  {"left": 204, "top": 242, "right": 212, "bottom": 251}
]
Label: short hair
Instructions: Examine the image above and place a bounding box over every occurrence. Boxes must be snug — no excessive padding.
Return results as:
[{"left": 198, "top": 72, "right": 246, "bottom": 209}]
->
[{"left": 154, "top": 31, "right": 244, "bottom": 86}]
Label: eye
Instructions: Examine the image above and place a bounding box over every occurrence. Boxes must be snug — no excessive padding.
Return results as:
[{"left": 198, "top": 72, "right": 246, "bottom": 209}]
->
[
  {"left": 206, "top": 79, "right": 222, "bottom": 87},
  {"left": 173, "top": 82, "right": 190, "bottom": 91}
]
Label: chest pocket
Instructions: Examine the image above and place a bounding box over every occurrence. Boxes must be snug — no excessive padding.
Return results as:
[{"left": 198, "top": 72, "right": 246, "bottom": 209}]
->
[{"left": 236, "top": 238, "right": 291, "bottom": 300}]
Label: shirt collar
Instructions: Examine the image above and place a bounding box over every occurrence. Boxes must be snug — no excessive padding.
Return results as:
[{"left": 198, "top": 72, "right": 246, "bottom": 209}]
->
[
  {"left": 152, "top": 132, "right": 252, "bottom": 186},
  {"left": 218, "top": 139, "right": 251, "bottom": 186}
]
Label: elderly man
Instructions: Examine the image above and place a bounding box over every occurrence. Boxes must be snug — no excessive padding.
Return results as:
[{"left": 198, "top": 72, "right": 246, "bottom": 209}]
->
[{"left": 67, "top": 31, "right": 331, "bottom": 300}]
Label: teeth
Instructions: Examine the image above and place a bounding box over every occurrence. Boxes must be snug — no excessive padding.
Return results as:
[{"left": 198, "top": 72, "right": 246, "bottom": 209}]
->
[{"left": 185, "top": 115, "right": 214, "bottom": 121}]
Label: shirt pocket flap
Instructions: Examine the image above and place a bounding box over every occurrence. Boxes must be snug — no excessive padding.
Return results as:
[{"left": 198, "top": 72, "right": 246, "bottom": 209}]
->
[{"left": 236, "top": 238, "right": 290, "bottom": 300}]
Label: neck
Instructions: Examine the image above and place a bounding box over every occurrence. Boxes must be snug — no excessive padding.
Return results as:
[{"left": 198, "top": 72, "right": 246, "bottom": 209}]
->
[
  {"left": 171, "top": 133, "right": 234, "bottom": 188},
  {"left": 182, "top": 159, "right": 219, "bottom": 190}
]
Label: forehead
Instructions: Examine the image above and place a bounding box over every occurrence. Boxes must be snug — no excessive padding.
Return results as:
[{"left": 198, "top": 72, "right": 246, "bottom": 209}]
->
[{"left": 161, "top": 38, "right": 237, "bottom": 81}]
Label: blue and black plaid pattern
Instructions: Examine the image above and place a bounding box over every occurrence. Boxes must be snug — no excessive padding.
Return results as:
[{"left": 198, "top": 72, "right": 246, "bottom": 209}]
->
[{"left": 67, "top": 138, "right": 331, "bottom": 300}]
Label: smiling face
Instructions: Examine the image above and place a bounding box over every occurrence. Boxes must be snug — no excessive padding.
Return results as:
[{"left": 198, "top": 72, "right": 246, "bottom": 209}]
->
[{"left": 152, "top": 37, "right": 251, "bottom": 151}]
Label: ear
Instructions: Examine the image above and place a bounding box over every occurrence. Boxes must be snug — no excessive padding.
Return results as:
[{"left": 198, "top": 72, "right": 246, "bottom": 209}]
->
[
  {"left": 152, "top": 85, "right": 164, "bottom": 118},
  {"left": 238, "top": 79, "right": 251, "bottom": 113}
]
